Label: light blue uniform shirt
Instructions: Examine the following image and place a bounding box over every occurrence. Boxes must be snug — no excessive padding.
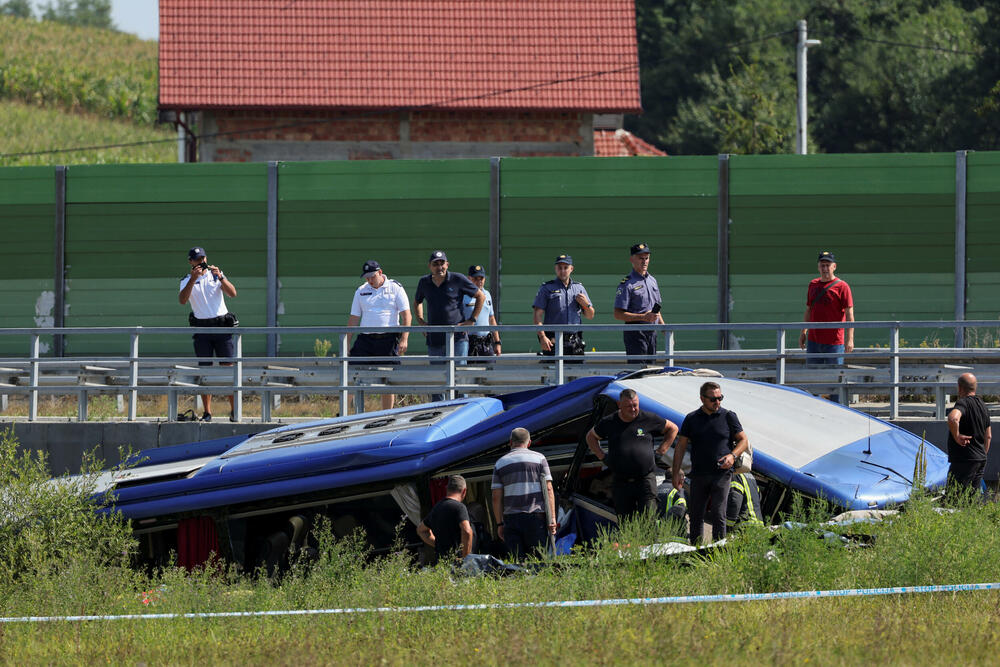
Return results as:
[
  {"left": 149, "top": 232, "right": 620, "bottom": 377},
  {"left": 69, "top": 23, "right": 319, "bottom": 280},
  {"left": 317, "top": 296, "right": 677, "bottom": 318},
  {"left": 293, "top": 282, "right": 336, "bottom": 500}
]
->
[{"left": 463, "top": 288, "right": 494, "bottom": 336}]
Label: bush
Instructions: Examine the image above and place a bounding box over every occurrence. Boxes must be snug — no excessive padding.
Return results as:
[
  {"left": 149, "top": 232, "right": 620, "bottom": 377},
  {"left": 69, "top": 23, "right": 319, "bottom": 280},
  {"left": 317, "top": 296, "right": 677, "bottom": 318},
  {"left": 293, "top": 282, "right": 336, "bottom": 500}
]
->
[{"left": 0, "top": 427, "right": 137, "bottom": 605}]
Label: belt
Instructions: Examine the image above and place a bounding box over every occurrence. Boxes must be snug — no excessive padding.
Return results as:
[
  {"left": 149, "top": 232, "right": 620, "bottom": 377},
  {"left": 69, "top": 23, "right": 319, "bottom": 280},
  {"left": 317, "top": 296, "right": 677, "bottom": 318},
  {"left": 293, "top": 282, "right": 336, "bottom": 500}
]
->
[{"left": 359, "top": 332, "right": 397, "bottom": 339}]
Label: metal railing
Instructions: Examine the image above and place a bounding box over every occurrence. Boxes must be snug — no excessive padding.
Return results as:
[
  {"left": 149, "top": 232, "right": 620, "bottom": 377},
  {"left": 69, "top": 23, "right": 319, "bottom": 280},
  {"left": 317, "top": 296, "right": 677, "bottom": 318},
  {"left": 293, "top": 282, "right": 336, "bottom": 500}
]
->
[{"left": 0, "top": 319, "right": 997, "bottom": 422}]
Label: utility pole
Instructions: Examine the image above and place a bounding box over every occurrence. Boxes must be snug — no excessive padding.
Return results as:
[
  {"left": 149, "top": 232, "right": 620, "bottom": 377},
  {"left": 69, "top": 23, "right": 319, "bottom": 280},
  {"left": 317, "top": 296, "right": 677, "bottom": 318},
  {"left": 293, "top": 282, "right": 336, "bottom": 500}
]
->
[{"left": 796, "top": 20, "right": 821, "bottom": 155}]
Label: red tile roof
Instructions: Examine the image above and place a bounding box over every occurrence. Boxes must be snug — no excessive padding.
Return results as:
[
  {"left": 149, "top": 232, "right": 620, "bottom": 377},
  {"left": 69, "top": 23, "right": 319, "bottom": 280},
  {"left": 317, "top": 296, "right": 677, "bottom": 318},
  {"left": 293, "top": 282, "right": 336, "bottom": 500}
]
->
[
  {"left": 159, "top": 0, "right": 641, "bottom": 113},
  {"left": 593, "top": 129, "right": 666, "bottom": 156}
]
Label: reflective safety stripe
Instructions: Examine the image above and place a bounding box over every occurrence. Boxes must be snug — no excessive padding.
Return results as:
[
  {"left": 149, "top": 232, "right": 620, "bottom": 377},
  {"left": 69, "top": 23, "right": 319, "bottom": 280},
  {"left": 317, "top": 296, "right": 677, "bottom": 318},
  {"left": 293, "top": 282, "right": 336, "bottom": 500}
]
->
[{"left": 731, "top": 474, "right": 763, "bottom": 526}]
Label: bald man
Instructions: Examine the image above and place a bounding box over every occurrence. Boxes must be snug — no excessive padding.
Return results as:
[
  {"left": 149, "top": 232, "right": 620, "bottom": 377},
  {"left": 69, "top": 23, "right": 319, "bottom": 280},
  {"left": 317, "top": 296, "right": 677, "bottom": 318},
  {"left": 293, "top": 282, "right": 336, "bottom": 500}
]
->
[{"left": 945, "top": 373, "right": 991, "bottom": 497}]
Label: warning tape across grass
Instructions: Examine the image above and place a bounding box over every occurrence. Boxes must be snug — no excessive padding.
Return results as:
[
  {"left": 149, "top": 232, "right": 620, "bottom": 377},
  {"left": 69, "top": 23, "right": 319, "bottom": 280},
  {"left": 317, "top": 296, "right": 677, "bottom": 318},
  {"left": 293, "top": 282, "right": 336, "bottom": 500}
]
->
[{"left": 2, "top": 582, "right": 999, "bottom": 624}]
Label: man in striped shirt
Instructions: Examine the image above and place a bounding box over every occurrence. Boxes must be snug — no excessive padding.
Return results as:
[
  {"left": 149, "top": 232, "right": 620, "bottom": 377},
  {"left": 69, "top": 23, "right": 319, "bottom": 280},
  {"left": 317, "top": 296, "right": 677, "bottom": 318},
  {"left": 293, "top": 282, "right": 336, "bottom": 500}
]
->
[{"left": 491, "top": 427, "right": 557, "bottom": 560}]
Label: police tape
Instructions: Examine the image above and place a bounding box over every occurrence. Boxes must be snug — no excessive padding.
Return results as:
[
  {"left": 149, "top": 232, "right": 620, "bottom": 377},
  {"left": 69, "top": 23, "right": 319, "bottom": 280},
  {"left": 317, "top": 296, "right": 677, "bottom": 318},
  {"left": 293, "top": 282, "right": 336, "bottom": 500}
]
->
[{"left": 2, "top": 581, "right": 999, "bottom": 624}]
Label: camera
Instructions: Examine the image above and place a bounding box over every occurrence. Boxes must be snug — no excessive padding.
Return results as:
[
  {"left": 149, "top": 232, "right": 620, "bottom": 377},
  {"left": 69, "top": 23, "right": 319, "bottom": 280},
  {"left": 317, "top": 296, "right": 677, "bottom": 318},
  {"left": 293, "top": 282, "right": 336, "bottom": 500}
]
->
[{"left": 198, "top": 261, "right": 208, "bottom": 270}]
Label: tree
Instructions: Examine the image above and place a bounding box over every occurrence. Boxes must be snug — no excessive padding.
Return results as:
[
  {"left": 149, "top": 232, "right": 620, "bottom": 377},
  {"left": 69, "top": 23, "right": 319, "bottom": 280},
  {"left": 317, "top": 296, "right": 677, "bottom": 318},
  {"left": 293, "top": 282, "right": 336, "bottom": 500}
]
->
[
  {"left": 627, "top": 0, "right": 993, "bottom": 154},
  {"left": 0, "top": 0, "right": 33, "bottom": 18},
  {"left": 40, "top": 0, "right": 114, "bottom": 30}
]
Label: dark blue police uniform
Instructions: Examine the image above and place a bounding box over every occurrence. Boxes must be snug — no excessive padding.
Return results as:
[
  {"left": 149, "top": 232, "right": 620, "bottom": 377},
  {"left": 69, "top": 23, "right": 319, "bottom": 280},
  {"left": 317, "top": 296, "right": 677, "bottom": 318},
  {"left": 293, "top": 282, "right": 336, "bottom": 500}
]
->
[
  {"left": 614, "top": 270, "right": 662, "bottom": 359},
  {"left": 533, "top": 278, "right": 591, "bottom": 357}
]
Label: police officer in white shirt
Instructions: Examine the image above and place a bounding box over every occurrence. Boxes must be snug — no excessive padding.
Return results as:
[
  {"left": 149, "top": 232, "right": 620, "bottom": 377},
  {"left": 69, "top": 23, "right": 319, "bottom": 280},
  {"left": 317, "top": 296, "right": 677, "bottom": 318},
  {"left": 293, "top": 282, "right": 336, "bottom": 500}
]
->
[
  {"left": 178, "top": 246, "right": 238, "bottom": 422},
  {"left": 347, "top": 260, "right": 412, "bottom": 410}
]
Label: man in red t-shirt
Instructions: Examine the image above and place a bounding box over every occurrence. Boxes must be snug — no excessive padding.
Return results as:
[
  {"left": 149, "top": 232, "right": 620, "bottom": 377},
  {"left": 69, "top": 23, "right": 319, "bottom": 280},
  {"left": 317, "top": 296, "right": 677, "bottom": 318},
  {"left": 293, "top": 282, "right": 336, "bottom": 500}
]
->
[{"left": 798, "top": 251, "right": 854, "bottom": 365}]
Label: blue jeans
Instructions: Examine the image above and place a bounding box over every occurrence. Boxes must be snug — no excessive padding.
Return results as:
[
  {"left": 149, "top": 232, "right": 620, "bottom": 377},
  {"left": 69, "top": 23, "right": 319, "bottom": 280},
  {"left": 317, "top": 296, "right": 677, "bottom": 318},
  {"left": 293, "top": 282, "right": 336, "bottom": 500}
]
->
[
  {"left": 806, "top": 340, "right": 844, "bottom": 366},
  {"left": 427, "top": 338, "right": 468, "bottom": 402}
]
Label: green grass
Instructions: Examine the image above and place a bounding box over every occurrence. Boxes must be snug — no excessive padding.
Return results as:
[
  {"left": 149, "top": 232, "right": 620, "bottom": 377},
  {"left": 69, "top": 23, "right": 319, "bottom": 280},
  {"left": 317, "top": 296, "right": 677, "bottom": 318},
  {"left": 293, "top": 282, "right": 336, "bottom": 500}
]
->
[
  {"left": 0, "top": 99, "right": 175, "bottom": 166},
  {"left": 0, "top": 15, "right": 158, "bottom": 124},
  {"left": 3, "top": 428, "right": 1000, "bottom": 664},
  {"left": 0, "top": 15, "right": 170, "bottom": 166}
]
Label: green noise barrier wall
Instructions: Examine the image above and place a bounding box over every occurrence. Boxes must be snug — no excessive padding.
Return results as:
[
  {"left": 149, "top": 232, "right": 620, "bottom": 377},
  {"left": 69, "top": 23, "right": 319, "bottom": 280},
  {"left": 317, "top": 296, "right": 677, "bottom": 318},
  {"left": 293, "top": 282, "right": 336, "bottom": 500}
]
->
[{"left": 0, "top": 151, "right": 989, "bottom": 357}]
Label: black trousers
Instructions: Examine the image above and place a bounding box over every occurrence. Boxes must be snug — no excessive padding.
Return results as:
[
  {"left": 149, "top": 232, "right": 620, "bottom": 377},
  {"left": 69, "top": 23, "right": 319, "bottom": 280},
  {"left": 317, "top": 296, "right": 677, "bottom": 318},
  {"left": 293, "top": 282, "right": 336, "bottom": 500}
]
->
[
  {"left": 687, "top": 472, "right": 732, "bottom": 544},
  {"left": 503, "top": 512, "right": 548, "bottom": 561},
  {"left": 623, "top": 329, "right": 657, "bottom": 362},
  {"left": 612, "top": 471, "right": 658, "bottom": 520},
  {"left": 947, "top": 460, "right": 986, "bottom": 499}
]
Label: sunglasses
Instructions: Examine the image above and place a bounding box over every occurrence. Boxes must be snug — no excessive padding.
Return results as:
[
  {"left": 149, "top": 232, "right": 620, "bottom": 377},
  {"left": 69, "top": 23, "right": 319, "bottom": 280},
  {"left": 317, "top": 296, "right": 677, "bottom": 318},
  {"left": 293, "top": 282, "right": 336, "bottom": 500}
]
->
[{"left": 702, "top": 395, "right": 723, "bottom": 402}]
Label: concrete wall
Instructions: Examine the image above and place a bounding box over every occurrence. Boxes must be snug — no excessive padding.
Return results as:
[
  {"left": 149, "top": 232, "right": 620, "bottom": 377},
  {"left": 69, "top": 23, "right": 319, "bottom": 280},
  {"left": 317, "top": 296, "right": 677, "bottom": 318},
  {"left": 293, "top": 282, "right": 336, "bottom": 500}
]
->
[
  {"left": 8, "top": 421, "right": 270, "bottom": 476},
  {"left": 200, "top": 110, "right": 594, "bottom": 161}
]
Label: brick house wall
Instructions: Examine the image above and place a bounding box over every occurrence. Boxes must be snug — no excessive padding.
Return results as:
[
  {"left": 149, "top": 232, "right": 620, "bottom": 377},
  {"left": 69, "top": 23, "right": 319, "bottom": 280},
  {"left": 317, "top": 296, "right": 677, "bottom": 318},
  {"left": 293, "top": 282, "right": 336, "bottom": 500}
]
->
[{"left": 200, "top": 110, "right": 595, "bottom": 162}]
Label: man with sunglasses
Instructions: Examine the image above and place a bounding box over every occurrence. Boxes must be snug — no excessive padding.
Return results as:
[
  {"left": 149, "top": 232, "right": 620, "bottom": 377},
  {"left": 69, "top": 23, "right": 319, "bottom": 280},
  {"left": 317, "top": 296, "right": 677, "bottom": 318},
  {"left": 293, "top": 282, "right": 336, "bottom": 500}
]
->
[{"left": 672, "top": 381, "right": 749, "bottom": 545}]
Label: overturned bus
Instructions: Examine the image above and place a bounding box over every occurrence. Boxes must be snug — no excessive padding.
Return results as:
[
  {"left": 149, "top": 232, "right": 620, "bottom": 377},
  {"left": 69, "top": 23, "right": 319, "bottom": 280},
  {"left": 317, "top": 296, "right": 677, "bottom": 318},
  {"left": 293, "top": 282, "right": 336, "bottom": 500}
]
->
[{"left": 81, "top": 369, "right": 948, "bottom": 571}]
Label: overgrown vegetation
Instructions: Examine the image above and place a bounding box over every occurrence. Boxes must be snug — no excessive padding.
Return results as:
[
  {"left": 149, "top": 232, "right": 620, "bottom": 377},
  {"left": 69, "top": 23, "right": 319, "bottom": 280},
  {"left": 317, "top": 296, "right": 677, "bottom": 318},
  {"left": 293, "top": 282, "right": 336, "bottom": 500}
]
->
[
  {"left": 630, "top": 0, "right": 1000, "bottom": 154},
  {"left": 0, "top": 99, "right": 174, "bottom": 166},
  {"left": 0, "top": 15, "right": 157, "bottom": 123},
  {"left": 0, "top": 13, "right": 167, "bottom": 166},
  {"left": 2, "top": 429, "right": 999, "bottom": 662},
  {"left": 0, "top": 428, "right": 137, "bottom": 596}
]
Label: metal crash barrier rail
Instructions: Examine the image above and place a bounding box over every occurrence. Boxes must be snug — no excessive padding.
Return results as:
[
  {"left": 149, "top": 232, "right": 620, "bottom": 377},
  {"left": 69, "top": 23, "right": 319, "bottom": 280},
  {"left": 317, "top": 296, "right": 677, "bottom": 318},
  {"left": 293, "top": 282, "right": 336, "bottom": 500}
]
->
[{"left": 0, "top": 319, "right": 996, "bottom": 422}]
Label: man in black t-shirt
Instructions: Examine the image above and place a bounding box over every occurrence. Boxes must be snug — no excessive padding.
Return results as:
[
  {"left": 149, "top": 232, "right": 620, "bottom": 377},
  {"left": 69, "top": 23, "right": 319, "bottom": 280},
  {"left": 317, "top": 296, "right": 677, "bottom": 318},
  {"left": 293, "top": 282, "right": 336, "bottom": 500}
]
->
[
  {"left": 585, "top": 388, "right": 679, "bottom": 520},
  {"left": 417, "top": 475, "right": 474, "bottom": 564},
  {"left": 672, "top": 381, "right": 749, "bottom": 545},
  {"left": 946, "top": 373, "right": 992, "bottom": 498}
]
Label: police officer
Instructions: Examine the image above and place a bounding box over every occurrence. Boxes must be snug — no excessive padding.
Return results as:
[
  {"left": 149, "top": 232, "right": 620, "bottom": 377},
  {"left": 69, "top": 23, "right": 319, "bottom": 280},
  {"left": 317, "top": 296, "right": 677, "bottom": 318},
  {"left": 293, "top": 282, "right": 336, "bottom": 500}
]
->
[
  {"left": 347, "top": 259, "right": 411, "bottom": 410},
  {"left": 532, "top": 254, "right": 594, "bottom": 358},
  {"left": 178, "top": 246, "right": 238, "bottom": 422},
  {"left": 613, "top": 243, "right": 663, "bottom": 362},
  {"left": 463, "top": 265, "right": 501, "bottom": 357}
]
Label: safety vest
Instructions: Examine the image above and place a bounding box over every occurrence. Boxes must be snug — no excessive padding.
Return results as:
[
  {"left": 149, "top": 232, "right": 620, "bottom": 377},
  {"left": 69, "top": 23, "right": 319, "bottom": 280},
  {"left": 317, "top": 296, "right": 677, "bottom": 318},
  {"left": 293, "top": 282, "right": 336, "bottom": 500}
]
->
[
  {"left": 664, "top": 487, "right": 686, "bottom": 511},
  {"left": 728, "top": 473, "right": 764, "bottom": 527}
]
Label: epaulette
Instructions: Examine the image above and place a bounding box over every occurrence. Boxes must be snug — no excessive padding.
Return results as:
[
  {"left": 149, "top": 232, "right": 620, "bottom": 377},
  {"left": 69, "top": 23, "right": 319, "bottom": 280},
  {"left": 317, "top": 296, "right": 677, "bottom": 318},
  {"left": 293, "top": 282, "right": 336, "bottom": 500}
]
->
[{"left": 619, "top": 276, "right": 630, "bottom": 284}]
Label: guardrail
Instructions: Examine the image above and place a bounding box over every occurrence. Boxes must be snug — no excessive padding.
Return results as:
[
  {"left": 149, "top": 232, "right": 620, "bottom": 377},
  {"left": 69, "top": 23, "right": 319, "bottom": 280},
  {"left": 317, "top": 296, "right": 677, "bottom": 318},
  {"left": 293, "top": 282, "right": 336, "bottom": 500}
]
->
[{"left": 0, "top": 319, "right": 996, "bottom": 422}]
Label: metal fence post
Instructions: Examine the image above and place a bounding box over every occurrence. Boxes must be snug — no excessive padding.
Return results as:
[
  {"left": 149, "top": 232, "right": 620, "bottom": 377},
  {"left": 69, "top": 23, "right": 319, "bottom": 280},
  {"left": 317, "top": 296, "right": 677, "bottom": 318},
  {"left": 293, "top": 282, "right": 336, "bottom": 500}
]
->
[
  {"left": 53, "top": 166, "right": 67, "bottom": 357},
  {"left": 954, "top": 150, "right": 968, "bottom": 347},
  {"left": 340, "top": 333, "right": 350, "bottom": 416},
  {"left": 666, "top": 330, "right": 675, "bottom": 367},
  {"left": 489, "top": 156, "right": 502, "bottom": 317},
  {"left": 890, "top": 325, "right": 900, "bottom": 420},
  {"left": 556, "top": 330, "right": 565, "bottom": 385},
  {"left": 447, "top": 334, "right": 456, "bottom": 400},
  {"left": 29, "top": 334, "right": 39, "bottom": 421},
  {"left": 266, "top": 161, "right": 279, "bottom": 356},
  {"left": 262, "top": 390, "right": 272, "bottom": 422},
  {"left": 128, "top": 332, "right": 139, "bottom": 421},
  {"left": 717, "top": 154, "right": 731, "bottom": 350},
  {"left": 776, "top": 329, "right": 786, "bottom": 385},
  {"left": 233, "top": 334, "right": 243, "bottom": 421}
]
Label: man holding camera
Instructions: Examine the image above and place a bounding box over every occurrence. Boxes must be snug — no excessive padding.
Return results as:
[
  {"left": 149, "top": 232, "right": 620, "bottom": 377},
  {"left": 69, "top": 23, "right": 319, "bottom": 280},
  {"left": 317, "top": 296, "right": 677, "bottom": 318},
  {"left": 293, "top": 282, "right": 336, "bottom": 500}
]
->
[
  {"left": 613, "top": 243, "right": 663, "bottom": 363},
  {"left": 532, "top": 253, "right": 594, "bottom": 359},
  {"left": 179, "top": 246, "right": 238, "bottom": 422}
]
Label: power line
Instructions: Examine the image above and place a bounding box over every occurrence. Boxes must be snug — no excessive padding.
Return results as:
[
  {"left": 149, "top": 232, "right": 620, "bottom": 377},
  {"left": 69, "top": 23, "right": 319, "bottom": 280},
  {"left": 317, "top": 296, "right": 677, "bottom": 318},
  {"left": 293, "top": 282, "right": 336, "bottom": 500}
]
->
[
  {"left": 0, "top": 26, "right": 979, "bottom": 160},
  {"left": 815, "top": 33, "right": 979, "bottom": 56},
  {"left": 0, "top": 27, "right": 799, "bottom": 160},
  {"left": 0, "top": 64, "right": 641, "bottom": 160}
]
